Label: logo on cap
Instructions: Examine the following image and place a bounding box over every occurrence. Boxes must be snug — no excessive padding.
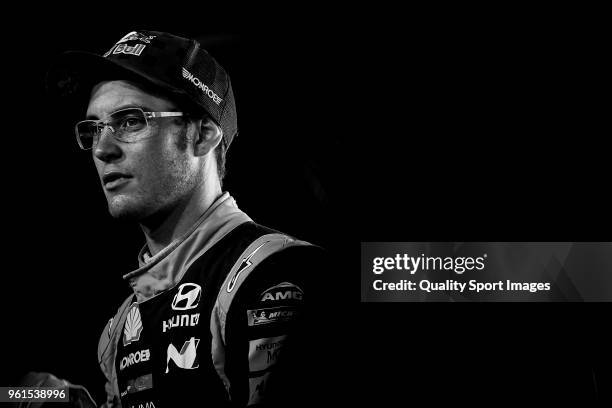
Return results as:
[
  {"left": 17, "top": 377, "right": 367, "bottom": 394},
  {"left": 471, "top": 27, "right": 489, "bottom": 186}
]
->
[
  {"left": 182, "top": 67, "right": 223, "bottom": 105},
  {"left": 103, "top": 31, "right": 156, "bottom": 58}
]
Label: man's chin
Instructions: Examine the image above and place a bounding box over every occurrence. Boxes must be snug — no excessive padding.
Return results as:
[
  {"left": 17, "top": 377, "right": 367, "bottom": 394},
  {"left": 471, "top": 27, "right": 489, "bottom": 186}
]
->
[{"left": 107, "top": 197, "right": 147, "bottom": 220}]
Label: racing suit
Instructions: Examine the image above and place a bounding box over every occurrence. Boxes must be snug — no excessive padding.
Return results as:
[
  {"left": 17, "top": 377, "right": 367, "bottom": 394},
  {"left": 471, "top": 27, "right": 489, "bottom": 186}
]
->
[{"left": 97, "top": 192, "right": 322, "bottom": 407}]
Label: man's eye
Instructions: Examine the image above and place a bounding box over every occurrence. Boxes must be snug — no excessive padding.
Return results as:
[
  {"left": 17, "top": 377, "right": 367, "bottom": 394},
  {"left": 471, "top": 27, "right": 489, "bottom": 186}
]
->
[{"left": 120, "top": 117, "right": 146, "bottom": 130}]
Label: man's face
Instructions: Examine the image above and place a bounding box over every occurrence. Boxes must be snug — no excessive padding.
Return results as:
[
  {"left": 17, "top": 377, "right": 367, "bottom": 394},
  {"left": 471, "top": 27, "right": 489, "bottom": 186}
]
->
[{"left": 86, "top": 80, "right": 200, "bottom": 221}]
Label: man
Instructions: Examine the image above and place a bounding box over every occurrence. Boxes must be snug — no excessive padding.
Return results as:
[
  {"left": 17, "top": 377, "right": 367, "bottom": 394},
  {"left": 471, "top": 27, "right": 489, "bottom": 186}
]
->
[{"left": 46, "top": 30, "right": 323, "bottom": 407}]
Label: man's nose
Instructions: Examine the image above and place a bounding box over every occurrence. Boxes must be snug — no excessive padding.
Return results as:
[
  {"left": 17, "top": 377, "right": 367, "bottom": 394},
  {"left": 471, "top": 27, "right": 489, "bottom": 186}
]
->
[{"left": 93, "top": 126, "right": 122, "bottom": 162}]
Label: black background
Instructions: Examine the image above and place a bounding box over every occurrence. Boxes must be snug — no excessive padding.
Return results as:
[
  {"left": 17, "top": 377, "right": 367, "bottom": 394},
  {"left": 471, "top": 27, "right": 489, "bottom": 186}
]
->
[{"left": 1, "top": 6, "right": 609, "bottom": 407}]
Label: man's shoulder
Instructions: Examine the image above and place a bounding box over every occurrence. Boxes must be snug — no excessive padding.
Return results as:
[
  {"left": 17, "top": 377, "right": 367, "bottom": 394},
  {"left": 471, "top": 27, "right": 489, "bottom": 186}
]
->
[
  {"left": 208, "top": 222, "right": 325, "bottom": 307},
  {"left": 224, "top": 222, "right": 325, "bottom": 276},
  {"left": 209, "top": 220, "right": 324, "bottom": 270},
  {"left": 224, "top": 231, "right": 325, "bottom": 304}
]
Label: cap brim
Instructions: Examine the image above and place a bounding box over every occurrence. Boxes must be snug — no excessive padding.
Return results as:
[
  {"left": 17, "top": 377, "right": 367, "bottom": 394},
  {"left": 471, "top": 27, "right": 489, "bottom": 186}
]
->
[{"left": 46, "top": 51, "right": 188, "bottom": 109}]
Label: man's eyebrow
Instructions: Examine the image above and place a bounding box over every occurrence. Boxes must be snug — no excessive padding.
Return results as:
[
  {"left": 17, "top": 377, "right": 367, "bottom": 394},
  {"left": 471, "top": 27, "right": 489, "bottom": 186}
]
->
[{"left": 85, "top": 104, "right": 158, "bottom": 120}]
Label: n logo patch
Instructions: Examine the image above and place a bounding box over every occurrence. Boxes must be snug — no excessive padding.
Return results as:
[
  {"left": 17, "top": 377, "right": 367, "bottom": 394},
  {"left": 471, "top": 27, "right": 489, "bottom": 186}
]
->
[{"left": 165, "top": 337, "right": 200, "bottom": 373}]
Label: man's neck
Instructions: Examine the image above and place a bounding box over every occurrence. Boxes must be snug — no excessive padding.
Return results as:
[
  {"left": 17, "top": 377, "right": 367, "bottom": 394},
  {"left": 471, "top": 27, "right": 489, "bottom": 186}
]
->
[{"left": 140, "top": 184, "right": 223, "bottom": 256}]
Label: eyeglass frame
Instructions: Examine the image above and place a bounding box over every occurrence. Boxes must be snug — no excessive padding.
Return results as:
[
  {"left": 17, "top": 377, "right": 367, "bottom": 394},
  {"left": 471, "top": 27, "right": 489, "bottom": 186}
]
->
[{"left": 74, "top": 107, "right": 184, "bottom": 150}]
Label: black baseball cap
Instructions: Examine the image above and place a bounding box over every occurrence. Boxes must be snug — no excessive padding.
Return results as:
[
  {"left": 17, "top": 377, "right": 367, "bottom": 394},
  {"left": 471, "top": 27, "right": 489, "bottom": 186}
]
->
[{"left": 46, "top": 30, "right": 237, "bottom": 149}]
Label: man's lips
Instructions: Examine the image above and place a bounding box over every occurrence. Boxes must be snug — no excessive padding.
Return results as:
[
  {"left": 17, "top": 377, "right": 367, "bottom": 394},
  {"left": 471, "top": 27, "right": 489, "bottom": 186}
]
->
[{"left": 102, "top": 171, "right": 133, "bottom": 190}]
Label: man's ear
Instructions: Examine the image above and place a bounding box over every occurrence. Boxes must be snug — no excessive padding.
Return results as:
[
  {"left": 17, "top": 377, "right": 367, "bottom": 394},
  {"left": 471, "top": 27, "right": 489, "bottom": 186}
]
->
[{"left": 193, "top": 117, "right": 222, "bottom": 157}]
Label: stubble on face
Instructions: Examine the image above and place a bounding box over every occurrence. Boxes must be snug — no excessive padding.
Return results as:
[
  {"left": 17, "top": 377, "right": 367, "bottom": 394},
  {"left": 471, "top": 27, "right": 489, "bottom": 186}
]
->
[
  {"left": 106, "top": 123, "right": 200, "bottom": 222},
  {"left": 88, "top": 80, "right": 202, "bottom": 223}
]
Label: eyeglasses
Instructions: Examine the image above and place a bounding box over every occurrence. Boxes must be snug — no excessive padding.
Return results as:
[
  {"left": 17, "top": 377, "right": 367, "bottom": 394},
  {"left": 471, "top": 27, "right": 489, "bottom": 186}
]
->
[{"left": 75, "top": 107, "right": 184, "bottom": 150}]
